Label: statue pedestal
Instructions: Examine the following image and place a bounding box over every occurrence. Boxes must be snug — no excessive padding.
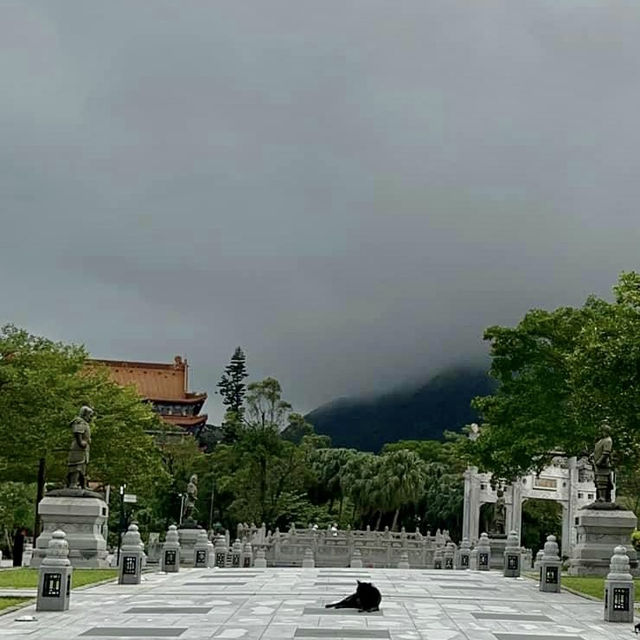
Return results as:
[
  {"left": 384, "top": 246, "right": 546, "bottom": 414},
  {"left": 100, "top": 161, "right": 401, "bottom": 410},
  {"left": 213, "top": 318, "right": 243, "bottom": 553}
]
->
[
  {"left": 31, "top": 493, "right": 109, "bottom": 568},
  {"left": 488, "top": 534, "right": 507, "bottom": 569},
  {"left": 568, "top": 505, "right": 638, "bottom": 576},
  {"left": 178, "top": 523, "right": 202, "bottom": 566}
]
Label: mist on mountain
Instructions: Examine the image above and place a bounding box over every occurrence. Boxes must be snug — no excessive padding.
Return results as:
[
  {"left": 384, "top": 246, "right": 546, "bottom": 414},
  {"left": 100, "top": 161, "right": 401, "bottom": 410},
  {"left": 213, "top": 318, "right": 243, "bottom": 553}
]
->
[{"left": 305, "top": 367, "right": 494, "bottom": 452}]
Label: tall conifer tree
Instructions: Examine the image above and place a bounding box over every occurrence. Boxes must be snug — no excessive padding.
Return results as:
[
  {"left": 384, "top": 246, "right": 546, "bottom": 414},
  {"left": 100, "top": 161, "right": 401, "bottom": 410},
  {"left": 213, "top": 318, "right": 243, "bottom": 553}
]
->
[{"left": 217, "top": 347, "right": 248, "bottom": 442}]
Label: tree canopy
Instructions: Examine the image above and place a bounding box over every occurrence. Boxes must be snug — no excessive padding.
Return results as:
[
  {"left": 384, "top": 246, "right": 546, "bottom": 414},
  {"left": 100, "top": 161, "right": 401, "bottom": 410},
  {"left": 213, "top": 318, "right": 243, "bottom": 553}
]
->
[
  {"left": 469, "top": 272, "right": 640, "bottom": 481},
  {"left": 0, "top": 325, "right": 168, "bottom": 495}
]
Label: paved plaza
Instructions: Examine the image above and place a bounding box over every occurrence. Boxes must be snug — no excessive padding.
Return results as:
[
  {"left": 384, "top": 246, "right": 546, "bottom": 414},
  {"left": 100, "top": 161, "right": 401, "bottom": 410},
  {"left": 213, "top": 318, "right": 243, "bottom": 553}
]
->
[{"left": 0, "top": 567, "right": 636, "bottom": 639}]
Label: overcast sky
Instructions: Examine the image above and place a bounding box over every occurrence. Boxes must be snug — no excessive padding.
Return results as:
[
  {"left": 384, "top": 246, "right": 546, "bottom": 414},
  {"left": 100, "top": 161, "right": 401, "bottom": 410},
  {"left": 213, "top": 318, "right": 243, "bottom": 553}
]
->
[{"left": 2, "top": 1, "right": 640, "bottom": 422}]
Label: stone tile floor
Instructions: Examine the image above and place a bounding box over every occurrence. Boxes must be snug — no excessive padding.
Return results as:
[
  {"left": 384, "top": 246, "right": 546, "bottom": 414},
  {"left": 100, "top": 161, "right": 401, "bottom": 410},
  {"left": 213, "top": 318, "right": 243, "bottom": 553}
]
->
[{"left": 0, "top": 567, "right": 636, "bottom": 639}]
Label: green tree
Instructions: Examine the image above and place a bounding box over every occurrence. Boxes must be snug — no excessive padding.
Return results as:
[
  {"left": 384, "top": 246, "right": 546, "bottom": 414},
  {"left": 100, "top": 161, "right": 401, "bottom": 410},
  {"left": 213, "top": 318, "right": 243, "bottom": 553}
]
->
[
  {"left": 82, "top": 366, "right": 170, "bottom": 495},
  {"left": 244, "top": 377, "right": 291, "bottom": 431},
  {"left": 470, "top": 272, "right": 640, "bottom": 481},
  {"left": 212, "top": 377, "right": 322, "bottom": 527},
  {"left": 0, "top": 326, "right": 171, "bottom": 535},
  {"left": 281, "top": 413, "right": 314, "bottom": 444},
  {"left": 383, "top": 439, "right": 466, "bottom": 534},
  {"left": 339, "top": 452, "right": 385, "bottom": 528},
  {"left": 0, "top": 325, "right": 88, "bottom": 485},
  {"left": 217, "top": 347, "right": 248, "bottom": 443},
  {"left": 309, "top": 447, "right": 355, "bottom": 518},
  {"left": 221, "top": 375, "right": 294, "bottom": 520},
  {"left": 379, "top": 449, "right": 428, "bottom": 530},
  {"left": 521, "top": 500, "right": 562, "bottom": 555},
  {"left": 0, "top": 482, "right": 35, "bottom": 550},
  {"left": 154, "top": 434, "right": 208, "bottom": 527},
  {"left": 217, "top": 347, "right": 248, "bottom": 413}
]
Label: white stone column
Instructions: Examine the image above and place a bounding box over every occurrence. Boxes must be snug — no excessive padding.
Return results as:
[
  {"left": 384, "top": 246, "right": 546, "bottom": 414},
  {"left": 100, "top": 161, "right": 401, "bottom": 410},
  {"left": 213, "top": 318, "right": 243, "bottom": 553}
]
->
[
  {"left": 463, "top": 467, "right": 482, "bottom": 544},
  {"left": 561, "top": 504, "right": 571, "bottom": 557},
  {"left": 566, "top": 456, "right": 578, "bottom": 556},
  {"left": 462, "top": 468, "right": 473, "bottom": 541},
  {"left": 508, "top": 480, "right": 522, "bottom": 543}
]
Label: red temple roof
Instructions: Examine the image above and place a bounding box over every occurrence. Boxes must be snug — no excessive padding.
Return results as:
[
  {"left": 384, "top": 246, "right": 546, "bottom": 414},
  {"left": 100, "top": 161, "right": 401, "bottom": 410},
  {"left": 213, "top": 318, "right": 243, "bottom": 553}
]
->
[{"left": 87, "top": 356, "right": 208, "bottom": 431}]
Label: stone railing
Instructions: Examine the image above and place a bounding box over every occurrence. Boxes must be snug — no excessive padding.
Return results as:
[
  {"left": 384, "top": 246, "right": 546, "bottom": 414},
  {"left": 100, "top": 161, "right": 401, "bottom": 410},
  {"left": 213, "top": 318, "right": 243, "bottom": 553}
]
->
[
  {"left": 240, "top": 525, "right": 451, "bottom": 568},
  {"left": 147, "top": 523, "right": 535, "bottom": 570}
]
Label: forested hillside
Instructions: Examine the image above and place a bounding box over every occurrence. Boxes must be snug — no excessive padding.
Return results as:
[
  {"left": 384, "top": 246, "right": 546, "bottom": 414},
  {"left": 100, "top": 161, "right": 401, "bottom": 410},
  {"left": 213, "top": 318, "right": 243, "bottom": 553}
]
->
[{"left": 306, "top": 368, "right": 493, "bottom": 451}]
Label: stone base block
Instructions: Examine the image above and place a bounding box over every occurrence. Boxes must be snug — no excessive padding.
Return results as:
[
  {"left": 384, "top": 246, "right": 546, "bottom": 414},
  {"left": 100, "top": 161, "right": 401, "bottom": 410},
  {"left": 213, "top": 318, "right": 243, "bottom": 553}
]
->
[
  {"left": 178, "top": 526, "right": 202, "bottom": 567},
  {"left": 488, "top": 535, "right": 507, "bottom": 569},
  {"left": 568, "top": 507, "right": 638, "bottom": 576},
  {"left": 31, "top": 496, "right": 108, "bottom": 568}
]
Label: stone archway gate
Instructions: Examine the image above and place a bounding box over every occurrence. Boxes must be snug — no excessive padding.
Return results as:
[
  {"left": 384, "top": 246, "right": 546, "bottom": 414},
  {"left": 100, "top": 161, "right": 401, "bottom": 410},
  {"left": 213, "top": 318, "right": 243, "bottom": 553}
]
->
[{"left": 462, "top": 455, "right": 601, "bottom": 556}]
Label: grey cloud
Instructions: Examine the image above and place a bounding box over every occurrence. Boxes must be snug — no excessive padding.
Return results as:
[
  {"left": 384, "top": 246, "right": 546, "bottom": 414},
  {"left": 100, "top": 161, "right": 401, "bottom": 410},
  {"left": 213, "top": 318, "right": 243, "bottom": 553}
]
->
[{"left": 2, "top": 0, "right": 640, "bottom": 419}]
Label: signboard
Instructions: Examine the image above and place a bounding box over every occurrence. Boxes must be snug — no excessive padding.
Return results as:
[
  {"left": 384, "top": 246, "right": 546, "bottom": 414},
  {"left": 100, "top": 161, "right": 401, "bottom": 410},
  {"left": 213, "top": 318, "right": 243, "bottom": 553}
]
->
[{"left": 123, "top": 494, "right": 137, "bottom": 504}]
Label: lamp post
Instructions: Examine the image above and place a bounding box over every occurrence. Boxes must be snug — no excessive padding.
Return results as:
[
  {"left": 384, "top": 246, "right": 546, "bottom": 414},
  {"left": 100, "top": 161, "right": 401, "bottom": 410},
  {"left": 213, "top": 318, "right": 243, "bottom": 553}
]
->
[
  {"left": 208, "top": 476, "right": 215, "bottom": 531},
  {"left": 178, "top": 493, "right": 184, "bottom": 526},
  {"left": 116, "top": 483, "right": 126, "bottom": 565}
]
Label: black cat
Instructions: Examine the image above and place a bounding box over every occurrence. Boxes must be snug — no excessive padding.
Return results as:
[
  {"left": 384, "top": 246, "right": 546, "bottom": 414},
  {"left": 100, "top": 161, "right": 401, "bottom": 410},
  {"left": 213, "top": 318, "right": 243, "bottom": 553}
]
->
[
  {"left": 325, "top": 580, "right": 382, "bottom": 612},
  {"left": 634, "top": 621, "right": 640, "bottom": 634}
]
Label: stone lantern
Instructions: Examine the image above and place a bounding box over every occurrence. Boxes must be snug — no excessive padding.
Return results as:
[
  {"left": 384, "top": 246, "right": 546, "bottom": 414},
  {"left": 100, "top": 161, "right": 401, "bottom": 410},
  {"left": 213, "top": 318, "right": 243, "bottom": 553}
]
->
[
  {"left": 433, "top": 546, "right": 443, "bottom": 569},
  {"left": 350, "top": 548, "right": 363, "bottom": 568},
  {"left": 397, "top": 551, "right": 410, "bottom": 569},
  {"left": 604, "top": 546, "right": 634, "bottom": 623},
  {"left": 206, "top": 535, "right": 215, "bottom": 568},
  {"left": 444, "top": 543, "right": 456, "bottom": 570},
  {"left": 214, "top": 534, "right": 227, "bottom": 568},
  {"left": 37, "top": 530, "right": 72, "bottom": 612},
  {"left": 503, "top": 530, "right": 521, "bottom": 578},
  {"left": 469, "top": 548, "right": 478, "bottom": 570},
  {"left": 302, "top": 548, "right": 315, "bottom": 568},
  {"left": 254, "top": 547, "right": 267, "bottom": 568},
  {"left": 539, "top": 535, "right": 561, "bottom": 593},
  {"left": 241, "top": 542, "right": 253, "bottom": 568},
  {"left": 119, "top": 524, "right": 143, "bottom": 585},
  {"left": 231, "top": 539, "right": 242, "bottom": 567},
  {"left": 477, "top": 533, "right": 491, "bottom": 571},
  {"left": 457, "top": 538, "right": 471, "bottom": 570},
  {"left": 533, "top": 549, "right": 544, "bottom": 573},
  {"left": 193, "top": 530, "right": 210, "bottom": 568},
  {"left": 161, "top": 525, "right": 180, "bottom": 573}
]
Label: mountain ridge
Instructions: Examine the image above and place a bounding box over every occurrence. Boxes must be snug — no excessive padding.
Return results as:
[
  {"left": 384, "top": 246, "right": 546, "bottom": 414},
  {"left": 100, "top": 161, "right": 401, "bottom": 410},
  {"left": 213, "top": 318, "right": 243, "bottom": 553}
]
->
[{"left": 305, "top": 366, "right": 494, "bottom": 452}]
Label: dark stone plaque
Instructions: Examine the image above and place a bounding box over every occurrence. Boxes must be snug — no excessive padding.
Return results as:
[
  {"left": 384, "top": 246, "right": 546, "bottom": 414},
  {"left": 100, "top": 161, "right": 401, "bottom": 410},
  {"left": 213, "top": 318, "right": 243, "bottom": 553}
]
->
[
  {"left": 123, "top": 556, "right": 137, "bottom": 575},
  {"left": 613, "top": 587, "right": 630, "bottom": 611},
  {"left": 42, "top": 573, "right": 62, "bottom": 598}
]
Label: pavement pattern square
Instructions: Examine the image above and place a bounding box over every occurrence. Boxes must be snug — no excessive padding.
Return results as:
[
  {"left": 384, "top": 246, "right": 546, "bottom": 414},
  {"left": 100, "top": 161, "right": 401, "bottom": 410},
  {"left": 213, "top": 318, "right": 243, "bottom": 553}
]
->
[{"left": 0, "top": 567, "right": 637, "bottom": 639}]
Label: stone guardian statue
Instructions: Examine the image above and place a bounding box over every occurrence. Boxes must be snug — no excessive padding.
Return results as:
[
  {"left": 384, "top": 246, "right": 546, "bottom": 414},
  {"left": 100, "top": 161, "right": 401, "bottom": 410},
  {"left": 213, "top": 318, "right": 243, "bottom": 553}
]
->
[
  {"left": 492, "top": 490, "right": 506, "bottom": 535},
  {"left": 67, "top": 406, "right": 94, "bottom": 490},
  {"left": 182, "top": 474, "right": 198, "bottom": 522},
  {"left": 591, "top": 421, "right": 614, "bottom": 504}
]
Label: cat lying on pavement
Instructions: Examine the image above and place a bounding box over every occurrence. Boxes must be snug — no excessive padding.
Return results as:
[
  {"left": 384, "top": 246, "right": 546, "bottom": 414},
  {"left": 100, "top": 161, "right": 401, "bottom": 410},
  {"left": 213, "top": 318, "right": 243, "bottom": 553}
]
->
[{"left": 324, "top": 580, "right": 382, "bottom": 613}]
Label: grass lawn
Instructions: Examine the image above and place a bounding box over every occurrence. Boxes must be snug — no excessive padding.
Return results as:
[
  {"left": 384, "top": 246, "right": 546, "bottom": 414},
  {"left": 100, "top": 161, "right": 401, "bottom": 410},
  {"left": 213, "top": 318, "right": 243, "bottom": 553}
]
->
[
  {"left": 562, "top": 575, "right": 640, "bottom": 601},
  {"left": 562, "top": 576, "right": 606, "bottom": 599},
  {"left": 0, "top": 598, "right": 32, "bottom": 612},
  {"left": 0, "top": 569, "right": 117, "bottom": 589}
]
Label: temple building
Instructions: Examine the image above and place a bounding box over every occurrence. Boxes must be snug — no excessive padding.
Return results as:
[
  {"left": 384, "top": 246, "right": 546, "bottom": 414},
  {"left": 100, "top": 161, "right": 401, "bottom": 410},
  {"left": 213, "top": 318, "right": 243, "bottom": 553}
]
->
[{"left": 88, "top": 356, "right": 208, "bottom": 434}]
